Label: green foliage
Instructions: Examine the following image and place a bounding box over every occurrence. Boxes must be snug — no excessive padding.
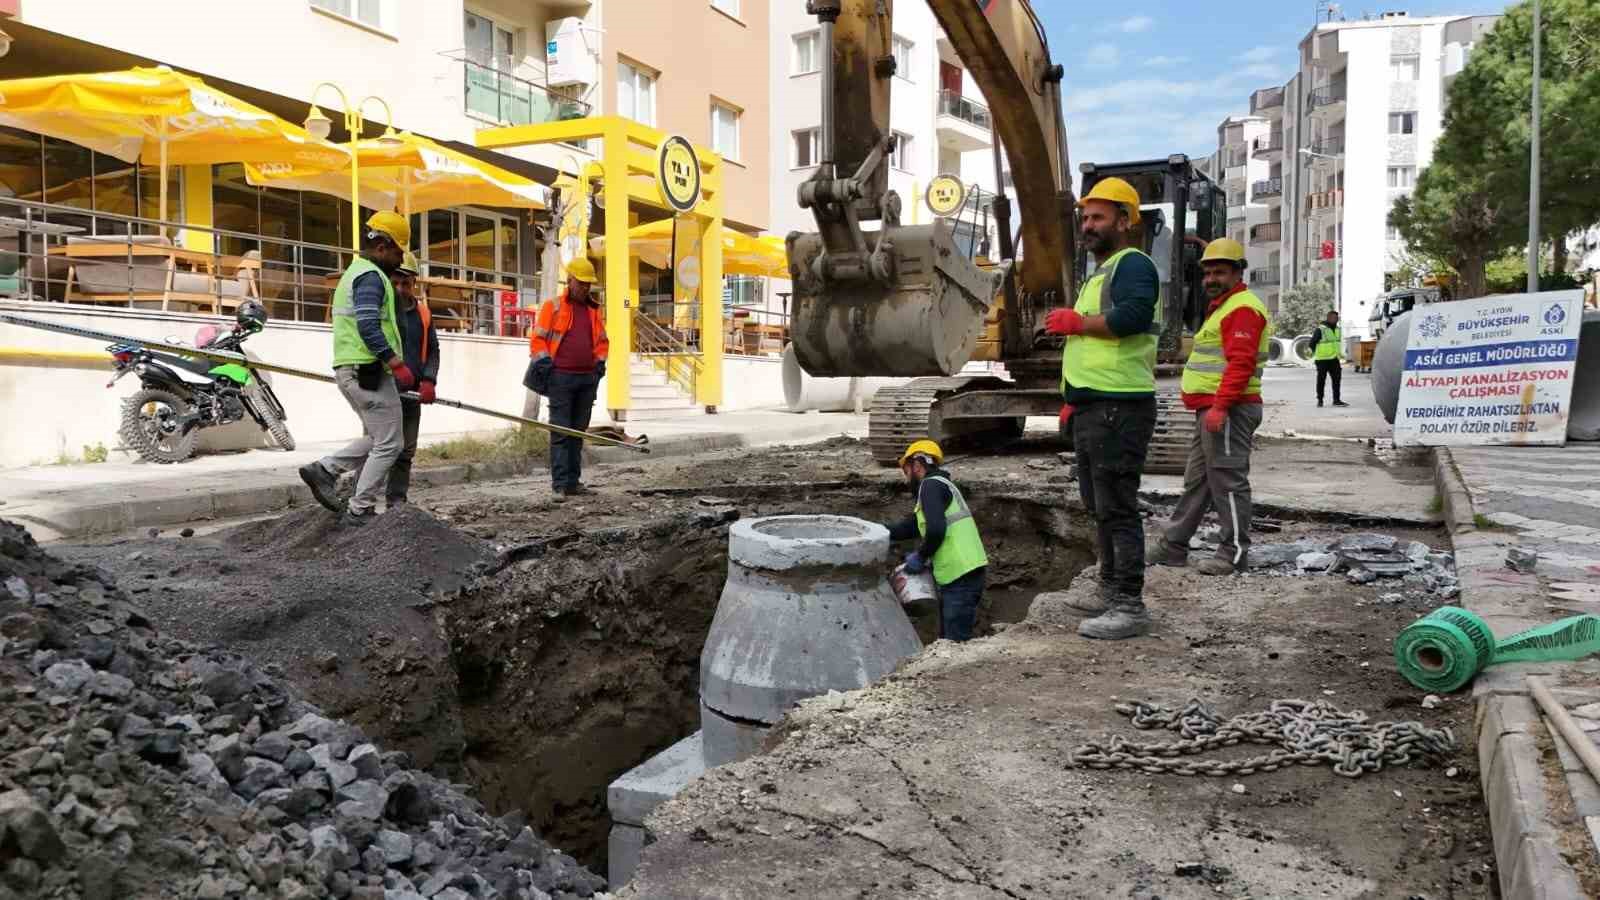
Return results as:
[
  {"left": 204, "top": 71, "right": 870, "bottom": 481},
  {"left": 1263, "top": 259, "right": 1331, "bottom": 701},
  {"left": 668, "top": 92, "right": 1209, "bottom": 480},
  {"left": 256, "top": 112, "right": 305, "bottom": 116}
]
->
[
  {"left": 1484, "top": 247, "right": 1585, "bottom": 294},
  {"left": 81, "top": 443, "right": 108, "bottom": 464},
  {"left": 415, "top": 426, "right": 550, "bottom": 465},
  {"left": 1275, "top": 282, "right": 1333, "bottom": 338},
  {"left": 1388, "top": 162, "right": 1509, "bottom": 299}
]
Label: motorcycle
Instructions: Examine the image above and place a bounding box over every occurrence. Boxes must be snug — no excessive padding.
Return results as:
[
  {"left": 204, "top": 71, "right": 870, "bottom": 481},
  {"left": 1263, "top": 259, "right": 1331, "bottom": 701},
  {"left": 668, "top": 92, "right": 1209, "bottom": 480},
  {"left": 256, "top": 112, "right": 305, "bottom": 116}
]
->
[{"left": 109, "top": 299, "right": 295, "bottom": 464}]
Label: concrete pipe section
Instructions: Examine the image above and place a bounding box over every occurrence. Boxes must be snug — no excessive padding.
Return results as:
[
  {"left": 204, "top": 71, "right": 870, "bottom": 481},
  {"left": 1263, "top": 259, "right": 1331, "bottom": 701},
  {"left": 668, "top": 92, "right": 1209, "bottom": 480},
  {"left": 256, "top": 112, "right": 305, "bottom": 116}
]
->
[
  {"left": 700, "top": 514, "right": 922, "bottom": 765},
  {"left": 1567, "top": 311, "right": 1600, "bottom": 441},
  {"left": 781, "top": 343, "right": 912, "bottom": 413},
  {"left": 1371, "top": 310, "right": 1413, "bottom": 424}
]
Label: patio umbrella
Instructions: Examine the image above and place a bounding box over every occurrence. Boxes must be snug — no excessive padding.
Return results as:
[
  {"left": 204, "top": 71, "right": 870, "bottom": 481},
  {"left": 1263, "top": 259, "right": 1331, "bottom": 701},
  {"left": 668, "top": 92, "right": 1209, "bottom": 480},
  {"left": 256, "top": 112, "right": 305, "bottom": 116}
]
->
[
  {"left": 0, "top": 65, "right": 345, "bottom": 227},
  {"left": 590, "top": 219, "right": 788, "bottom": 277},
  {"left": 244, "top": 130, "right": 548, "bottom": 214}
]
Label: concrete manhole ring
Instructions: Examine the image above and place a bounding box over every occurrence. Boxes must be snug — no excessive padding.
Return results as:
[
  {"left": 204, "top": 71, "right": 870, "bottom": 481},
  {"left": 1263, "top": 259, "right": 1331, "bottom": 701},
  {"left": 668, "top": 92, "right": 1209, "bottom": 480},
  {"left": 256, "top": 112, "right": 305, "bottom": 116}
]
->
[{"left": 729, "top": 514, "right": 889, "bottom": 570}]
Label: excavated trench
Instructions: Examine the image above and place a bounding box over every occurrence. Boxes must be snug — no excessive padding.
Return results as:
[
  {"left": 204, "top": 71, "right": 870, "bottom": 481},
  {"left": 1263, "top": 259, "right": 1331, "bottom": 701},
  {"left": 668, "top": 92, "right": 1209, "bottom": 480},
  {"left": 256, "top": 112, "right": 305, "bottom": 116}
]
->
[{"left": 442, "top": 481, "right": 1096, "bottom": 871}]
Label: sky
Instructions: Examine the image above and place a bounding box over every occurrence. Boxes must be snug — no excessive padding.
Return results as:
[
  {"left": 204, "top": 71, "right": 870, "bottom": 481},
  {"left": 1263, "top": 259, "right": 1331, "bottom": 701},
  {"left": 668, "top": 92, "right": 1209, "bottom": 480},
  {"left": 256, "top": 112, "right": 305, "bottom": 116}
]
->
[{"left": 1031, "top": 0, "right": 1509, "bottom": 181}]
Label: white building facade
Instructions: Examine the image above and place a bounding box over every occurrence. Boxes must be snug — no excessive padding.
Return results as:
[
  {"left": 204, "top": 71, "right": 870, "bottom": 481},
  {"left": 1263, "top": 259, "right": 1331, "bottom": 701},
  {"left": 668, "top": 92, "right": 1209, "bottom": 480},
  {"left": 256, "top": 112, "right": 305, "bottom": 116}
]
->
[{"left": 1217, "top": 111, "right": 1282, "bottom": 314}]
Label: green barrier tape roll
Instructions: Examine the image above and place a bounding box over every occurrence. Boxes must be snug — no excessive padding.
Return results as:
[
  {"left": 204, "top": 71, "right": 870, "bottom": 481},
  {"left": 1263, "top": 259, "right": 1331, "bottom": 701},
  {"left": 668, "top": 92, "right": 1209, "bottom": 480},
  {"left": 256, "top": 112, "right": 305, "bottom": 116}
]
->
[
  {"left": 1394, "top": 607, "right": 1496, "bottom": 692},
  {"left": 1493, "top": 613, "right": 1600, "bottom": 665}
]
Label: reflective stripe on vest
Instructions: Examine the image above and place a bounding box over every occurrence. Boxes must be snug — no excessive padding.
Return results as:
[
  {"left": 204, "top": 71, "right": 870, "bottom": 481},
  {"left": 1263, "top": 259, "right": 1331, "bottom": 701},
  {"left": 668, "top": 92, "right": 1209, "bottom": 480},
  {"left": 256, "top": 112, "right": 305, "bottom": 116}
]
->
[
  {"left": 1315, "top": 325, "right": 1341, "bottom": 360},
  {"left": 914, "top": 476, "right": 989, "bottom": 585},
  {"left": 418, "top": 300, "right": 432, "bottom": 366},
  {"left": 331, "top": 257, "right": 400, "bottom": 368},
  {"left": 1060, "top": 247, "right": 1159, "bottom": 395},
  {"left": 1181, "top": 289, "right": 1272, "bottom": 397}
]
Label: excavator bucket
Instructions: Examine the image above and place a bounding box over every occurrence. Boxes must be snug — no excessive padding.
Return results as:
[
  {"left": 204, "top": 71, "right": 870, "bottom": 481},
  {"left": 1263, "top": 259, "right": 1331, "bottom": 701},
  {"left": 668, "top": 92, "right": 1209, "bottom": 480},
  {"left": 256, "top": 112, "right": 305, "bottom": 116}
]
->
[{"left": 785, "top": 221, "right": 1004, "bottom": 378}]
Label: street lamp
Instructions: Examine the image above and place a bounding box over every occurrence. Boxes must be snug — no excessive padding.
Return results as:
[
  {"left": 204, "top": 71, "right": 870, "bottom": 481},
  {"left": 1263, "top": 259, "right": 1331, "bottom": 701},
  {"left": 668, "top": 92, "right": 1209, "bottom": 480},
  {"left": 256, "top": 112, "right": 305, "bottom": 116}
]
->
[
  {"left": 305, "top": 83, "right": 401, "bottom": 251},
  {"left": 1300, "top": 146, "right": 1344, "bottom": 325}
]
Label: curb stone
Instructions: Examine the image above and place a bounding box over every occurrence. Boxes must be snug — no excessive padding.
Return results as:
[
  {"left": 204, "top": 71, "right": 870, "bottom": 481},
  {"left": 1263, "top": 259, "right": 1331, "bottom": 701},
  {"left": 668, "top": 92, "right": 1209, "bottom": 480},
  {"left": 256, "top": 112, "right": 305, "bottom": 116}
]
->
[{"left": 1433, "top": 446, "right": 1478, "bottom": 535}]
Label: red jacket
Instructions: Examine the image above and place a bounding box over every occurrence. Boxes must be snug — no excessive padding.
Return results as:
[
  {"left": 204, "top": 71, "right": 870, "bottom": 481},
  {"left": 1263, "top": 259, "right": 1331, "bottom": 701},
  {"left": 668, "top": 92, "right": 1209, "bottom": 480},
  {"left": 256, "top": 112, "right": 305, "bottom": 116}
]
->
[
  {"left": 529, "top": 287, "right": 609, "bottom": 363},
  {"left": 1182, "top": 282, "right": 1267, "bottom": 411}
]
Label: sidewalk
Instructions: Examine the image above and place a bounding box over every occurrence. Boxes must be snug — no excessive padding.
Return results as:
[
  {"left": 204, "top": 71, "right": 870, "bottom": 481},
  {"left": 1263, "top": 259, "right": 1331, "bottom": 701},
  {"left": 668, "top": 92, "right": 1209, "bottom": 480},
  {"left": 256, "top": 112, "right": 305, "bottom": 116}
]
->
[
  {"left": 0, "top": 409, "right": 866, "bottom": 541},
  {"left": 1439, "top": 444, "right": 1600, "bottom": 899}
]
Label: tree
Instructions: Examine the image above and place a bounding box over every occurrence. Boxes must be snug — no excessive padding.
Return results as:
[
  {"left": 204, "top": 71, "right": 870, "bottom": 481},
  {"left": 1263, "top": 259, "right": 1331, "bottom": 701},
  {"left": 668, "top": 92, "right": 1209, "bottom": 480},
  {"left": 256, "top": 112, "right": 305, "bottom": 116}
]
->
[
  {"left": 1275, "top": 282, "right": 1333, "bottom": 338},
  {"left": 1388, "top": 162, "right": 1510, "bottom": 299}
]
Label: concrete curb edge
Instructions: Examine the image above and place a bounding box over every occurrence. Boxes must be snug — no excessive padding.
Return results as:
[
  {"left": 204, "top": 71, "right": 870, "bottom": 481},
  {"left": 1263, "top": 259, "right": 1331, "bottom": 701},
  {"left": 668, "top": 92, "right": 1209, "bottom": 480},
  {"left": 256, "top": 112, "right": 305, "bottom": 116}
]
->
[{"left": 1433, "top": 446, "right": 1478, "bottom": 535}]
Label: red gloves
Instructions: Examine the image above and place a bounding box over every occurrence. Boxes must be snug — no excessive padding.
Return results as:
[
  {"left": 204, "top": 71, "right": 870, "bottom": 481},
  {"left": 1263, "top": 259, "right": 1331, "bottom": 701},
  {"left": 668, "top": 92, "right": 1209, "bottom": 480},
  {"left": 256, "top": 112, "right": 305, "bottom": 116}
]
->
[
  {"left": 1045, "top": 308, "right": 1085, "bottom": 336},
  {"left": 387, "top": 358, "right": 416, "bottom": 390},
  {"left": 418, "top": 380, "right": 436, "bottom": 404},
  {"left": 1203, "top": 406, "right": 1228, "bottom": 433},
  {"left": 1059, "top": 404, "right": 1074, "bottom": 426}
]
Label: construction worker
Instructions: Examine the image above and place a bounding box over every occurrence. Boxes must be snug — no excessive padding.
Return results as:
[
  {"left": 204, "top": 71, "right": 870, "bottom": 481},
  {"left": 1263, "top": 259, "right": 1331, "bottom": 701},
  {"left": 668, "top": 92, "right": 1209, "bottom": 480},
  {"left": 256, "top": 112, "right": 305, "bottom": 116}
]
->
[
  {"left": 1043, "top": 176, "right": 1160, "bottom": 641},
  {"left": 1149, "top": 239, "right": 1271, "bottom": 575},
  {"left": 1310, "top": 310, "right": 1348, "bottom": 407},
  {"left": 386, "top": 251, "right": 440, "bottom": 507},
  {"left": 528, "top": 256, "right": 609, "bottom": 499},
  {"left": 299, "top": 211, "right": 412, "bottom": 526},
  {"left": 884, "top": 440, "right": 989, "bottom": 642}
]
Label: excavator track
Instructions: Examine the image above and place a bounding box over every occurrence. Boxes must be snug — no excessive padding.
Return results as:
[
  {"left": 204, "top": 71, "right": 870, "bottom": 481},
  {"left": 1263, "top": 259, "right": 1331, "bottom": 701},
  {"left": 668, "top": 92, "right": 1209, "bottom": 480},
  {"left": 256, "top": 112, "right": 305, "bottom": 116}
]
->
[{"left": 1147, "top": 390, "right": 1196, "bottom": 475}]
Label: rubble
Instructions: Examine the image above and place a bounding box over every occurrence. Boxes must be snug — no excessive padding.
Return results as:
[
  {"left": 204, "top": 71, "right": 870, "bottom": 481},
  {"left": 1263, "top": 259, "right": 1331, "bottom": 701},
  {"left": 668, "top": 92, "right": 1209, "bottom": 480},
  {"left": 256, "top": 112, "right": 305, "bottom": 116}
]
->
[
  {"left": 1238, "top": 531, "right": 1459, "bottom": 604},
  {"left": 0, "top": 519, "right": 606, "bottom": 900}
]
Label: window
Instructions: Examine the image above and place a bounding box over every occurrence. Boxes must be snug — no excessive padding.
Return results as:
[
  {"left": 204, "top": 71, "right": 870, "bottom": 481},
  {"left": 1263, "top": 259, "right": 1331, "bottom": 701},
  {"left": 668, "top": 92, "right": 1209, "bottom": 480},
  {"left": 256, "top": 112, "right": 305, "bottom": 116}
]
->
[
  {"left": 1387, "top": 166, "right": 1416, "bottom": 189},
  {"left": 1389, "top": 55, "right": 1420, "bottom": 81},
  {"left": 892, "top": 36, "right": 914, "bottom": 80},
  {"left": 1388, "top": 112, "right": 1417, "bottom": 135},
  {"left": 310, "top": 0, "right": 385, "bottom": 31},
  {"left": 711, "top": 0, "right": 739, "bottom": 17},
  {"left": 793, "top": 31, "right": 819, "bottom": 75},
  {"left": 618, "top": 61, "right": 657, "bottom": 126},
  {"left": 889, "top": 131, "right": 913, "bottom": 171},
  {"left": 711, "top": 102, "right": 741, "bottom": 160},
  {"left": 792, "top": 128, "right": 820, "bottom": 168},
  {"left": 1387, "top": 223, "right": 1403, "bottom": 241},
  {"left": 464, "top": 11, "right": 515, "bottom": 71}
]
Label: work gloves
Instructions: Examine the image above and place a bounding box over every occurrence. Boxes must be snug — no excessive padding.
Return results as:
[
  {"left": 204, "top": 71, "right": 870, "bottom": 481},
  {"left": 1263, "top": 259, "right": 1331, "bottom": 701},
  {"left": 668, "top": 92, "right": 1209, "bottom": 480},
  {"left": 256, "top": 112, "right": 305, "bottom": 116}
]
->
[
  {"left": 1203, "top": 405, "right": 1228, "bottom": 434},
  {"left": 903, "top": 552, "right": 928, "bottom": 575},
  {"left": 1044, "top": 308, "right": 1085, "bottom": 336},
  {"left": 387, "top": 357, "right": 417, "bottom": 390},
  {"left": 418, "top": 380, "right": 436, "bottom": 404},
  {"left": 1059, "top": 403, "right": 1074, "bottom": 427}
]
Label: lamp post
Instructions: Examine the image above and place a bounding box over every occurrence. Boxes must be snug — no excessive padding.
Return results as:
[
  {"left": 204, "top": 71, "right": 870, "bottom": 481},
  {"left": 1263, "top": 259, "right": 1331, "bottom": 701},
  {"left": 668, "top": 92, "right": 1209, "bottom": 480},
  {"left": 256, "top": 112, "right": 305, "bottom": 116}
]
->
[
  {"left": 1300, "top": 146, "right": 1344, "bottom": 324},
  {"left": 304, "top": 84, "right": 400, "bottom": 252},
  {"left": 1527, "top": 0, "right": 1541, "bottom": 293}
]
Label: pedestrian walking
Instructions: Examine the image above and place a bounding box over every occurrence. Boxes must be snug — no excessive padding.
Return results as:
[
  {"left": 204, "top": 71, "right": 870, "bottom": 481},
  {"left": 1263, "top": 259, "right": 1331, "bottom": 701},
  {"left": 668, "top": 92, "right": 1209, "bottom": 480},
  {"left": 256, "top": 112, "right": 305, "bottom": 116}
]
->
[
  {"left": 883, "top": 440, "right": 989, "bottom": 642},
  {"left": 1311, "top": 310, "right": 1348, "bottom": 407},
  {"left": 298, "top": 211, "right": 412, "bottom": 526},
  {"left": 386, "top": 251, "right": 440, "bottom": 507},
  {"left": 1043, "top": 177, "right": 1160, "bottom": 640},
  {"left": 527, "top": 257, "right": 608, "bottom": 499},
  {"left": 1149, "top": 239, "right": 1271, "bottom": 575}
]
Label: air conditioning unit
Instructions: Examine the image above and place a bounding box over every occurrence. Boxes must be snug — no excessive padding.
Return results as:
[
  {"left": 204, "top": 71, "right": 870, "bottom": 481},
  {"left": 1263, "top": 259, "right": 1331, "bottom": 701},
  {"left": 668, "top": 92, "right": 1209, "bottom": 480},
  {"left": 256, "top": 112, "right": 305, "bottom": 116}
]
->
[{"left": 546, "top": 18, "right": 596, "bottom": 87}]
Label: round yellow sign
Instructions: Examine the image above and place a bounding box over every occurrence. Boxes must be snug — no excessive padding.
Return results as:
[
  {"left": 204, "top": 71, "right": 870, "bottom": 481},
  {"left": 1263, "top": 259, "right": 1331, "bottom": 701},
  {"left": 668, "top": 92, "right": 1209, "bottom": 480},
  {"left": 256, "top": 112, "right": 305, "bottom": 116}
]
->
[
  {"left": 925, "top": 174, "right": 966, "bottom": 218},
  {"left": 656, "top": 135, "right": 702, "bottom": 214}
]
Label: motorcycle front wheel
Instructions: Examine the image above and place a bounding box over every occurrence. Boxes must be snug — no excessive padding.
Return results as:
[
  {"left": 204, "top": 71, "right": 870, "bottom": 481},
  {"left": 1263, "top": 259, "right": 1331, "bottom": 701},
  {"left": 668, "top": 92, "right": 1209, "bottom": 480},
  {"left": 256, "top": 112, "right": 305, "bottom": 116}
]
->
[
  {"left": 257, "top": 401, "right": 295, "bottom": 451},
  {"left": 120, "top": 387, "right": 199, "bottom": 464}
]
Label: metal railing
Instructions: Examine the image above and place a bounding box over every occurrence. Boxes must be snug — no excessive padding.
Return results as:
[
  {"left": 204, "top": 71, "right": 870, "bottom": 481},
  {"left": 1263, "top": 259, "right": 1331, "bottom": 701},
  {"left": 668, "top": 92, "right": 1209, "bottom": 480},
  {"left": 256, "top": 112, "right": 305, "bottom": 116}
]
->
[
  {"left": 1308, "top": 81, "right": 1347, "bottom": 111},
  {"left": 1252, "top": 133, "right": 1284, "bottom": 156},
  {"left": 937, "top": 90, "right": 991, "bottom": 130},
  {"left": 1250, "top": 86, "right": 1286, "bottom": 114},
  {"left": 1310, "top": 137, "right": 1345, "bottom": 157},
  {"left": 1250, "top": 268, "right": 1282, "bottom": 286},
  {"left": 0, "top": 196, "right": 535, "bottom": 334},
  {"left": 1250, "top": 222, "right": 1283, "bottom": 244},
  {"left": 632, "top": 306, "right": 701, "bottom": 398},
  {"left": 1252, "top": 177, "right": 1284, "bottom": 199},
  {"left": 458, "top": 57, "right": 592, "bottom": 128}
]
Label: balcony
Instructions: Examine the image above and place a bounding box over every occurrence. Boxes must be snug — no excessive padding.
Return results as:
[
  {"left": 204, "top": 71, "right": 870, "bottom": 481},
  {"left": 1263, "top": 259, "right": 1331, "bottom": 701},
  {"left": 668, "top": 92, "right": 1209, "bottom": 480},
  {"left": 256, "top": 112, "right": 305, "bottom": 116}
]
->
[
  {"left": 1250, "top": 268, "right": 1282, "bottom": 287},
  {"left": 1252, "top": 132, "right": 1284, "bottom": 160},
  {"left": 461, "top": 58, "right": 592, "bottom": 129},
  {"left": 936, "top": 90, "right": 993, "bottom": 152},
  {"left": 1249, "top": 86, "right": 1286, "bottom": 116},
  {"left": 1308, "top": 137, "right": 1344, "bottom": 159},
  {"left": 1250, "top": 222, "right": 1283, "bottom": 245},
  {"left": 1307, "top": 81, "right": 1347, "bottom": 118},
  {"left": 1252, "top": 177, "right": 1284, "bottom": 202},
  {"left": 1305, "top": 189, "right": 1343, "bottom": 215}
]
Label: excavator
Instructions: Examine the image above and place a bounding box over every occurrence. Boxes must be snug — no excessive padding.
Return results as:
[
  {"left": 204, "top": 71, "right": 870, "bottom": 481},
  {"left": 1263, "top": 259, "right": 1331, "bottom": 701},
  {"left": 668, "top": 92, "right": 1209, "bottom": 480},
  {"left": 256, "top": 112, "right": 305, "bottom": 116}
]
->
[{"left": 786, "top": 0, "right": 1228, "bottom": 470}]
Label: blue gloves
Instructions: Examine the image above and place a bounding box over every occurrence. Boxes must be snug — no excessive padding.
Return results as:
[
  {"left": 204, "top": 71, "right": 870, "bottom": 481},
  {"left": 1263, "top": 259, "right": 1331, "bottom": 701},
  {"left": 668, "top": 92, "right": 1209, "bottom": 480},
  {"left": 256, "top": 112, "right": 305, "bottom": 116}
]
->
[{"left": 903, "top": 552, "right": 927, "bottom": 574}]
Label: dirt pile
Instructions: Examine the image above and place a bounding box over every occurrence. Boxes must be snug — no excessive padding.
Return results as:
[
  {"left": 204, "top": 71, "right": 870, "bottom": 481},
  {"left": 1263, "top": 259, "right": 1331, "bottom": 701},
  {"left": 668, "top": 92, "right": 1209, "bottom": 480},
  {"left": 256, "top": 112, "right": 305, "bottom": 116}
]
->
[{"left": 0, "top": 518, "right": 605, "bottom": 899}]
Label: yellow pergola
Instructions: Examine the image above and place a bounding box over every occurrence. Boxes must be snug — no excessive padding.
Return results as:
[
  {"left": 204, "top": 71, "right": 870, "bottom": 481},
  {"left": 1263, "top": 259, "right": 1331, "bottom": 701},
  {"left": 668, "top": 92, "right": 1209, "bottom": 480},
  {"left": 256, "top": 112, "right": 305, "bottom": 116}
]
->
[{"left": 477, "top": 116, "right": 725, "bottom": 415}]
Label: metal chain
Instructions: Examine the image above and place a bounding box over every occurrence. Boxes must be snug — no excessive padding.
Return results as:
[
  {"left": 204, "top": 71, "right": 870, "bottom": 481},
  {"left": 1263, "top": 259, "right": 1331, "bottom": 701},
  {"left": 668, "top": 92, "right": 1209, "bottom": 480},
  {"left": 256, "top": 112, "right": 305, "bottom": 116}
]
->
[{"left": 1068, "top": 699, "right": 1457, "bottom": 778}]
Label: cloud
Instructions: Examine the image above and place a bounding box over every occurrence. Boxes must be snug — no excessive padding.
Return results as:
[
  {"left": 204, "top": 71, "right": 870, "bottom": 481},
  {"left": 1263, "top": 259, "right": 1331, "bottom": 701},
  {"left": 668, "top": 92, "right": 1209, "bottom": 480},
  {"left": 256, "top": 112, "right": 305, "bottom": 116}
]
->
[
  {"left": 1085, "top": 43, "right": 1120, "bottom": 67},
  {"left": 1106, "top": 15, "right": 1154, "bottom": 33},
  {"left": 1241, "top": 46, "right": 1279, "bottom": 63},
  {"left": 1144, "top": 55, "right": 1189, "bottom": 68}
]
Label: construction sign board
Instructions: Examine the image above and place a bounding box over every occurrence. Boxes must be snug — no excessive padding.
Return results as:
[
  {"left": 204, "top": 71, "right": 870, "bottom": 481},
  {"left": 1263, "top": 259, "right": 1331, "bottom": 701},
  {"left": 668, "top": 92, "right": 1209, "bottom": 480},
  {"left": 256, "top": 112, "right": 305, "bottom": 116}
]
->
[{"left": 1394, "top": 292, "right": 1583, "bottom": 447}]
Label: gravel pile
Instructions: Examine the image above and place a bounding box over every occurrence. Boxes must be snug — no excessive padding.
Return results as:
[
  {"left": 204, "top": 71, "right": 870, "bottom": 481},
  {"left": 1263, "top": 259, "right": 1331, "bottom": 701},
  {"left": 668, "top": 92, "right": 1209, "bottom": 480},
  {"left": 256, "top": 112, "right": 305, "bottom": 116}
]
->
[
  {"left": 1219, "top": 531, "right": 1459, "bottom": 602},
  {"left": 0, "top": 519, "right": 606, "bottom": 900}
]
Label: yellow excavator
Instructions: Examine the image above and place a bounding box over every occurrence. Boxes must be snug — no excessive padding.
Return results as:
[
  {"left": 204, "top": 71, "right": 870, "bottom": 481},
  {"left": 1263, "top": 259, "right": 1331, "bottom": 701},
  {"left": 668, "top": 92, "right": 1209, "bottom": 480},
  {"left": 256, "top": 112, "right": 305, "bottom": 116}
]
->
[{"left": 785, "top": 0, "right": 1227, "bottom": 470}]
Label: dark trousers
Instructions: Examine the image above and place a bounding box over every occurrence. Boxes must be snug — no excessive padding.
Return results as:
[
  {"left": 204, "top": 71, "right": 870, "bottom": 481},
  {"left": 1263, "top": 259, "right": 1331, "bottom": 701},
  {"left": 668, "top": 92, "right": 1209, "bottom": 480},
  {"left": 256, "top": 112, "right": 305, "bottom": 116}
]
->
[
  {"left": 1072, "top": 398, "right": 1158, "bottom": 604},
  {"left": 938, "top": 567, "right": 985, "bottom": 642},
  {"left": 1315, "top": 359, "right": 1342, "bottom": 403},
  {"left": 385, "top": 399, "right": 422, "bottom": 503},
  {"left": 547, "top": 370, "right": 598, "bottom": 489}
]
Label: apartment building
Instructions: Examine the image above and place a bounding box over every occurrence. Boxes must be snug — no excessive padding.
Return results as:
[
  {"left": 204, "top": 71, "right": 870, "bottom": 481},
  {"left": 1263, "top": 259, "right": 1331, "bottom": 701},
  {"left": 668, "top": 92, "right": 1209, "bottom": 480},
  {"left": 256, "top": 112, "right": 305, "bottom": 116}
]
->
[
  {"left": 1227, "top": 11, "right": 1499, "bottom": 338},
  {"left": 1217, "top": 111, "right": 1283, "bottom": 314}
]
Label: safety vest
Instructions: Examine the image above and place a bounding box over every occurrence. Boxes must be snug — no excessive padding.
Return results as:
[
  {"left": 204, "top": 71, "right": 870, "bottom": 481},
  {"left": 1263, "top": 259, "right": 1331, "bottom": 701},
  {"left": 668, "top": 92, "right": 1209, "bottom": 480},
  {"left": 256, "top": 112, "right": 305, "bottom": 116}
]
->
[
  {"left": 914, "top": 476, "right": 989, "bottom": 585},
  {"left": 1315, "top": 325, "right": 1342, "bottom": 361},
  {"left": 1180, "top": 289, "right": 1272, "bottom": 397},
  {"left": 331, "top": 257, "right": 400, "bottom": 367},
  {"left": 1060, "top": 247, "right": 1160, "bottom": 395},
  {"left": 529, "top": 292, "right": 609, "bottom": 363}
]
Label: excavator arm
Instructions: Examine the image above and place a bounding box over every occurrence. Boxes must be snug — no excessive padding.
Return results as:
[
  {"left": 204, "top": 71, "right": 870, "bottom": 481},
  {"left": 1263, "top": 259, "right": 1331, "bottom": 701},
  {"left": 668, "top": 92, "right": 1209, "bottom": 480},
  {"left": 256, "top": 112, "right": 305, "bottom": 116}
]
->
[{"left": 787, "top": 0, "right": 1074, "bottom": 379}]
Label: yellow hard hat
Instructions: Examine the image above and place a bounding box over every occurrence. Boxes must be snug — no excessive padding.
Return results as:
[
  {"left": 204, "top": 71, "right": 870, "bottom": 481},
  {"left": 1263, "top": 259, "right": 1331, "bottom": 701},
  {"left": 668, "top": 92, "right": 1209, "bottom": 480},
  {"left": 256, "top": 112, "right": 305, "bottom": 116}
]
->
[
  {"left": 1200, "top": 238, "right": 1247, "bottom": 266},
  {"left": 1077, "top": 177, "right": 1142, "bottom": 226},
  {"left": 899, "top": 439, "right": 944, "bottom": 467},
  {"left": 365, "top": 210, "right": 411, "bottom": 247},
  {"left": 397, "top": 250, "right": 420, "bottom": 276},
  {"left": 565, "top": 256, "right": 598, "bottom": 284}
]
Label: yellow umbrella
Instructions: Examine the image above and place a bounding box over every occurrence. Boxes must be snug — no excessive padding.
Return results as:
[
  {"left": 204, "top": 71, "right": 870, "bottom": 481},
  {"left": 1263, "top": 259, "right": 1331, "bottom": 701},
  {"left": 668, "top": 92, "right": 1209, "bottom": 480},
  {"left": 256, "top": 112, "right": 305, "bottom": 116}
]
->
[
  {"left": 590, "top": 219, "right": 788, "bottom": 277},
  {"left": 244, "top": 130, "right": 548, "bottom": 214},
  {"left": 0, "top": 66, "right": 345, "bottom": 225}
]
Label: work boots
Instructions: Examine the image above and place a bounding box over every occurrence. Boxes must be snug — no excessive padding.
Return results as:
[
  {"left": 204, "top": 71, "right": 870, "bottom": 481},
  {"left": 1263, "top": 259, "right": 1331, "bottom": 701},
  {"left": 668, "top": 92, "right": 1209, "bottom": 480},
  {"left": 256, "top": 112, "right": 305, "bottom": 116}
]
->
[
  {"left": 299, "top": 463, "right": 341, "bottom": 513},
  {"left": 1196, "top": 557, "right": 1237, "bottom": 576},
  {"left": 1077, "top": 600, "right": 1152, "bottom": 640},
  {"left": 1147, "top": 536, "right": 1188, "bottom": 567}
]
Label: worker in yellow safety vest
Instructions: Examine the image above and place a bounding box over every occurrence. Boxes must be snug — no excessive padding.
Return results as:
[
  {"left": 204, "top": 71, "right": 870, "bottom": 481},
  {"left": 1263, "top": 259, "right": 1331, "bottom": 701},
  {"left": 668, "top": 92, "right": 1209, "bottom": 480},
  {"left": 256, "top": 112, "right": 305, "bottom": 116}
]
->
[
  {"left": 300, "top": 211, "right": 412, "bottom": 526},
  {"left": 1149, "top": 238, "right": 1272, "bottom": 575},
  {"left": 1042, "top": 176, "right": 1160, "bottom": 641},
  {"left": 1310, "top": 309, "right": 1348, "bottom": 407},
  {"left": 884, "top": 440, "right": 989, "bottom": 642}
]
